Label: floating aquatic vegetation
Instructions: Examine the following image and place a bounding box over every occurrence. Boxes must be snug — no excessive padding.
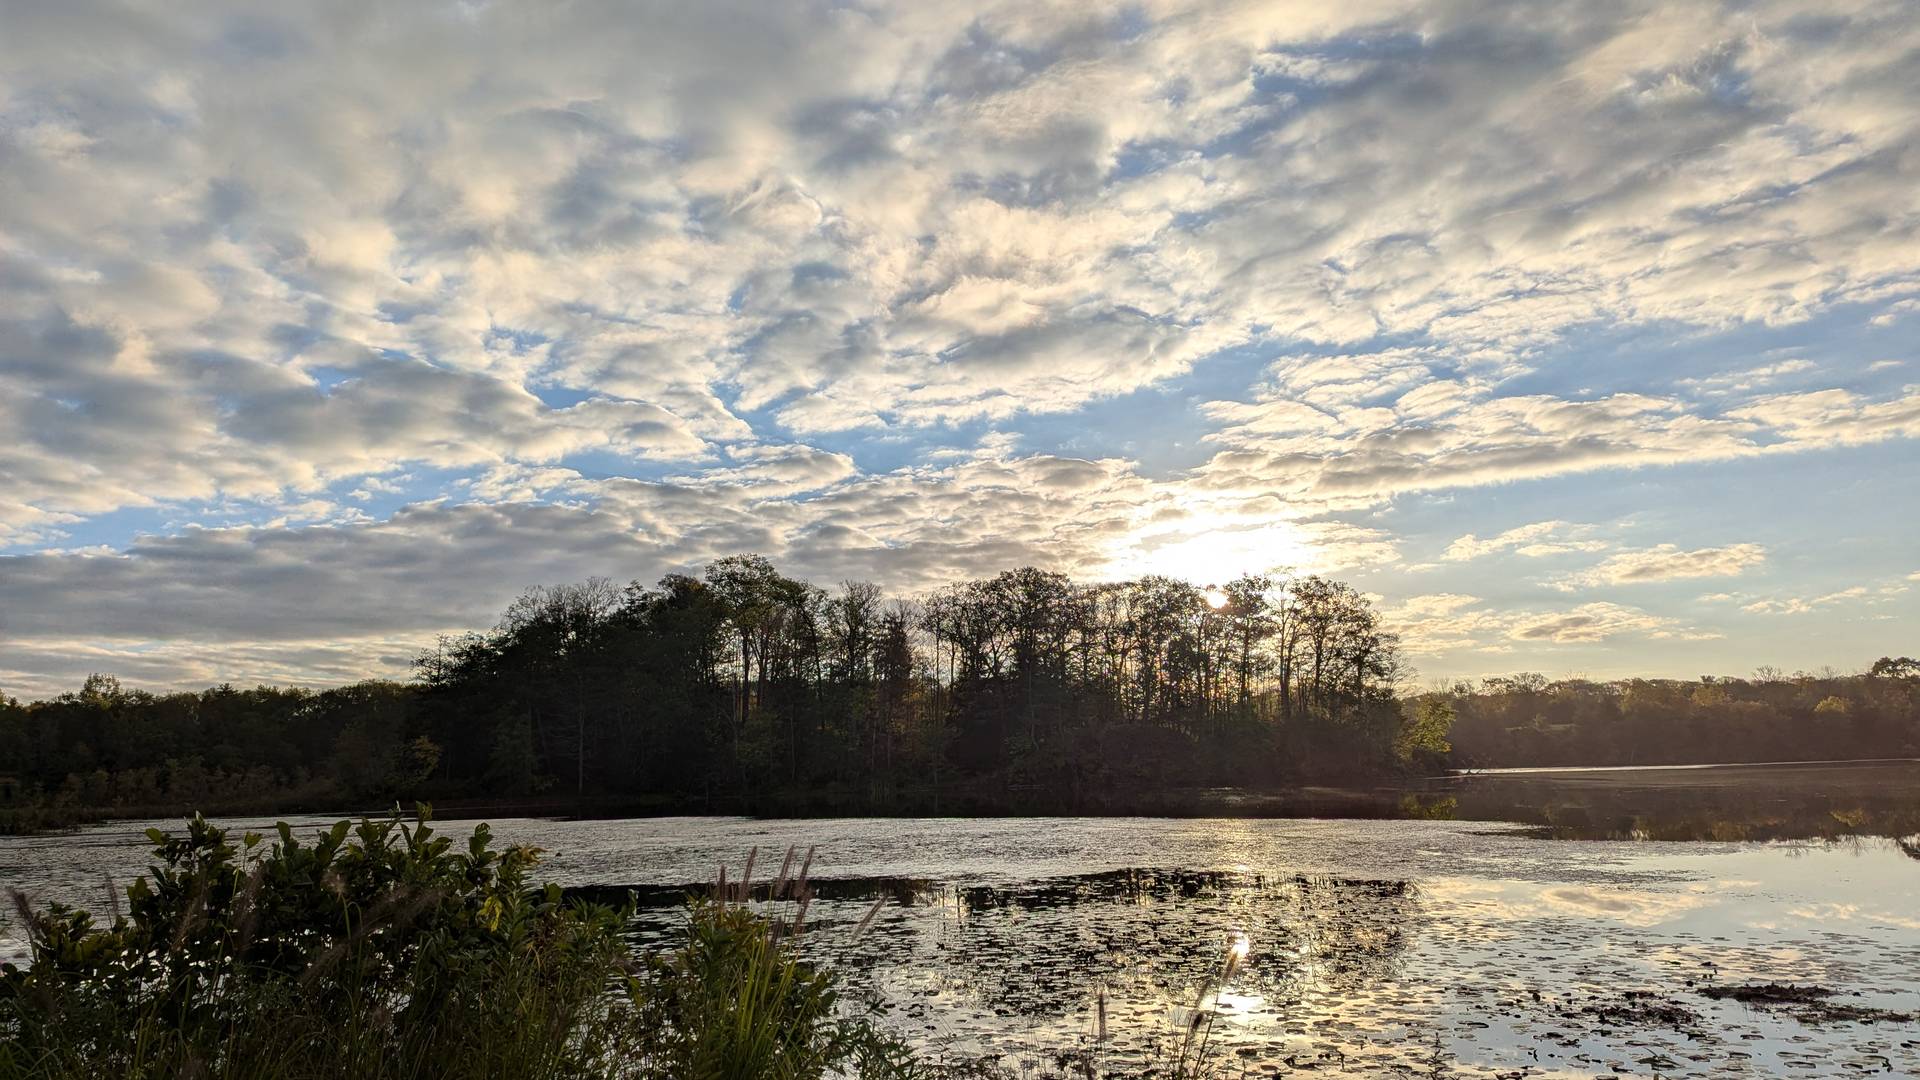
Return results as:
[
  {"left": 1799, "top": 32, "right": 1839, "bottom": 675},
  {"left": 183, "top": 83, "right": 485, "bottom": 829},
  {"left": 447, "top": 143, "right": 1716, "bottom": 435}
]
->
[{"left": 1701, "top": 982, "right": 1919, "bottom": 1025}]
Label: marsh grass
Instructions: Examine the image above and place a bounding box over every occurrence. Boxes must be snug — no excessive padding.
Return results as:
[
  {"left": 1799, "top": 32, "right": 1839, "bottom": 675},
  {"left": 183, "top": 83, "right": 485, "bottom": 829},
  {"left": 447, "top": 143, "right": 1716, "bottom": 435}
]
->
[{"left": 627, "top": 844, "right": 923, "bottom": 1079}]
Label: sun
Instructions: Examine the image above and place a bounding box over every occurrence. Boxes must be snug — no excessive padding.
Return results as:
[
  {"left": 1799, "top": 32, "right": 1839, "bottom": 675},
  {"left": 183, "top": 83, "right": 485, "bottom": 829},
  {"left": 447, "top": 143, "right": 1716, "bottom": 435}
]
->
[
  {"left": 1105, "top": 515, "right": 1316, "bottom": 584},
  {"left": 1204, "top": 589, "right": 1230, "bottom": 610}
]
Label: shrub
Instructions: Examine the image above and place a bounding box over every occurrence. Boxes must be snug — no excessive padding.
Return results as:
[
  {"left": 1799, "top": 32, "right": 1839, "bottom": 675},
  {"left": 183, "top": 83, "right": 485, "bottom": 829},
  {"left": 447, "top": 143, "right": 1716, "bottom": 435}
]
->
[
  {"left": 2, "top": 810, "right": 635, "bottom": 1078},
  {"left": 0, "top": 813, "right": 921, "bottom": 1080}
]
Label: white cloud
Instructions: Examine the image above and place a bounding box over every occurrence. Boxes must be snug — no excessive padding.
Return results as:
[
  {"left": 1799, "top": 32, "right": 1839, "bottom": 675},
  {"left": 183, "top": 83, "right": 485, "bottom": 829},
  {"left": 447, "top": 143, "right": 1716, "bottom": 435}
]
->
[
  {"left": 1382, "top": 594, "right": 1714, "bottom": 655},
  {"left": 1678, "top": 359, "right": 1816, "bottom": 394},
  {"left": 1740, "top": 578, "right": 1911, "bottom": 615},
  {"left": 1191, "top": 381, "right": 1920, "bottom": 514},
  {"left": 1506, "top": 603, "right": 1719, "bottom": 645},
  {"left": 1443, "top": 521, "right": 1607, "bottom": 562},
  {"left": 1727, "top": 389, "right": 1920, "bottom": 446},
  {"left": 3, "top": 0, "right": 1919, "bottom": 690},
  {"left": 1554, "top": 543, "right": 1769, "bottom": 589},
  {"left": 0, "top": 0, "right": 1916, "bottom": 525},
  {"left": 667, "top": 445, "right": 859, "bottom": 497},
  {"left": 1743, "top": 590, "right": 1862, "bottom": 615}
]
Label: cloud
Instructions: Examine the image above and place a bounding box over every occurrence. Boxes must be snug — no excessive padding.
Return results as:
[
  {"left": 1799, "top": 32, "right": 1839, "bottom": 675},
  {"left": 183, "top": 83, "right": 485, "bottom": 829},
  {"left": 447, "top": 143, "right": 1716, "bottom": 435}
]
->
[
  {"left": 1506, "top": 603, "right": 1717, "bottom": 644},
  {"left": 1739, "top": 578, "right": 1911, "bottom": 615},
  {"left": 1726, "top": 389, "right": 1920, "bottom": 446},
  {"left": 0, "top": 446, "right": 1180, "bottom": 691},
  {"left": 0, "top": 504, "right": 674, "bottom": 648},
  {"left": 667, "top": 445, "right": 859, "bottom": 497},
  {"left": 0, "top": 502, "right": 81, "bottom": 548},
  {"left": 1743, "top": 590, "right": 1863, "bottom": 615},
  {"left": 1, "top": 0, "right": 1917, "bottom": 520},
  {"left": 1192, "top": 382, "right": 1920, "bottom": 513},
  {"left": 1677, "top": 359, "right": 1817, "bottom": 394},
  {"left": 0, "top": 637, "right": 433, "bottom": 705},
  {"left": 1554, "top": 543, "right": 1768, "bottom": 589},
  {"left": 0, "top": 313, "right": 713, "bottom": 517},
  {"left": 1382, "top": 594, "right": 1713, "bottom": 655},
  {"left": 0, "top": 425, "right": 1444, "bottom": 699},
  {"left": 1443, "top": 521, "right": 1607, "bottom": 562},
  {"left": 3, "top": 0, "right": 1920, "bottom": 691}
]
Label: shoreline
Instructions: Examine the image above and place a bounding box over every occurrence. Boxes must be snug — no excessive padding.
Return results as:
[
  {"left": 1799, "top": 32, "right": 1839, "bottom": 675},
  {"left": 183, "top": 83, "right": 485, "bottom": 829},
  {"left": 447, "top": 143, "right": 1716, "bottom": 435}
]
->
[
  {"left": 9, "top": 757, "right": 1917, "bottom": 840},
  {"left": 1456, "top": 756, "right": 1920, "bottom": 776}
]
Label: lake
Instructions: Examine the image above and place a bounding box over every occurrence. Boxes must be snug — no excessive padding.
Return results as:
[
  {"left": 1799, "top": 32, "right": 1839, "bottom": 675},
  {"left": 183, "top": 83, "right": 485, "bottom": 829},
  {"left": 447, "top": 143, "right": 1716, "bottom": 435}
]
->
[{"left": 4, "top": 761, "right": 1918, "bottom": 1077}]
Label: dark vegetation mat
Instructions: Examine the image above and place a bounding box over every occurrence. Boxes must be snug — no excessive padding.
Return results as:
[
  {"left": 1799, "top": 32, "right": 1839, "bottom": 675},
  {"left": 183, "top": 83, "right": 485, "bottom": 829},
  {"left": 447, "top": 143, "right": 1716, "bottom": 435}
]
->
[{"left": 1700, "top": 982, "right": 1918, "bottom": 1025}]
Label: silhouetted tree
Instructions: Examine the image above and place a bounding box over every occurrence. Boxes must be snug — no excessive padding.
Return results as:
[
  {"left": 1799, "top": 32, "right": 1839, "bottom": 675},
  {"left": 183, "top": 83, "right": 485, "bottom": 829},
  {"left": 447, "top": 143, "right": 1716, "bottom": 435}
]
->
[{"left": 19, "top": 556, "right": 1903, "bottom": 820}]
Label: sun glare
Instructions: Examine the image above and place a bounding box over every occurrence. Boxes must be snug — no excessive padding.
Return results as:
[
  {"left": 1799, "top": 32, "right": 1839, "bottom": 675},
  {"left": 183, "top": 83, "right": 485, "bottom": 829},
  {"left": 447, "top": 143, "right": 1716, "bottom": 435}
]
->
[
  {"left": 1106, "top": 516, "right": 1316, "bottom": 584},
  {"left": 1205, "top": 589, "right": 1230, "bottom": 609}
]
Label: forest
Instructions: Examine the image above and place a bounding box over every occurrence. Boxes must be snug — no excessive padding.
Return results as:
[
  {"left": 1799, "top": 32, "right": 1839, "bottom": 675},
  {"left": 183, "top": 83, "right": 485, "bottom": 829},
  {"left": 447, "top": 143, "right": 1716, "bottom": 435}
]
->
[
  {"left": 2, "top": 559, "right": 1424, "bottom": 820},
  {"left": 1438, "top": 657, "right": 1920, "bottom": 767},
  {"left": 1, "top": 555, "right": 1915, "bottom": 824}
]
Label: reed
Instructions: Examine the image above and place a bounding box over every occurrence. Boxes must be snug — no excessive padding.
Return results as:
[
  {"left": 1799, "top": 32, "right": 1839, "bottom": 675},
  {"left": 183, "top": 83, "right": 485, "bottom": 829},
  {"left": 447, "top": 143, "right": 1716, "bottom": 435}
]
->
[
  {"left": 624, "top": 848, "right": 924, "bottom": 1079},
  {"left": 1170, "top": 932, "right": 1251, "bottom": 1079}
]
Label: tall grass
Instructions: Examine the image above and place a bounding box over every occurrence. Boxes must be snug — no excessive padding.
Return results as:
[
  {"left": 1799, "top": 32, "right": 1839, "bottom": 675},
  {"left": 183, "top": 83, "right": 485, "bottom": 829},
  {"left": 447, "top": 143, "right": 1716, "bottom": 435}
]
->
[
  {"left": 630, "top": 843, "right": 918, "bottom": 1079},
  {"left": 1169, "top": 933, "right": 1250, "bottom": 1079}
]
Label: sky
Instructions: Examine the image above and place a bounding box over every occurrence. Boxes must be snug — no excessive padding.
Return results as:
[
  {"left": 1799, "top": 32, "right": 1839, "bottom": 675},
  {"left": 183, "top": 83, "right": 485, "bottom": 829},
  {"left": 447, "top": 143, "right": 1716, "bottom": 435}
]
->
[{"left": 1, "top": 0, "right": 1917, "bottom": 701}]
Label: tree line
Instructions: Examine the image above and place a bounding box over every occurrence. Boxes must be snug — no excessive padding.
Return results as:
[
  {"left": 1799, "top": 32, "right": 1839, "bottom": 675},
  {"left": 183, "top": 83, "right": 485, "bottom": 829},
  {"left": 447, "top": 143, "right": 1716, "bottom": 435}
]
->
[
  {"left": 410, "top": 559, "right": 1428, "bottom": 810},
  {"left": 1436, "top": 657, "right": 1920, "bottom": 767},
  {"left": 3, "top": 554, "right": 1913, "bottom": 822},
  {"left": 1, "top": 559, "right": 1430, "bottom": 820}
]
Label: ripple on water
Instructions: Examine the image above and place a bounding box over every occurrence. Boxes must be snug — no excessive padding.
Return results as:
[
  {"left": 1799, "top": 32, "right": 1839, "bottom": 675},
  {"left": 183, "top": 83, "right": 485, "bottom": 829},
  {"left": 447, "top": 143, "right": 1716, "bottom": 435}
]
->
[{"left": 4, "top": 815, "right": 1918, "bottom": 1076}]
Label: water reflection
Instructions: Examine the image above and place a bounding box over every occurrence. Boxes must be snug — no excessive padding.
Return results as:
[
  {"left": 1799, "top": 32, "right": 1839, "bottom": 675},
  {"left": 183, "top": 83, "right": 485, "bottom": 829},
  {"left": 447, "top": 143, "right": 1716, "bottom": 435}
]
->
[
  {"left": 1086, "top": 760, "right": 1920, "bottom": 842},
  {"left": 1435, "top": 759, "right": 1920, "bottom": 841},
  {"left": 574, "top": 836, "right": 1920, "bottom": 1077},
  {"left": 604, "top": 868, "right": 1429, "bottom": 1073},
  {"left": 6, "top": 781, "right": 1919, "bottom": 1076},
  {"left": 591, "top": 849, "right": 1912, "bottom": 1076}
]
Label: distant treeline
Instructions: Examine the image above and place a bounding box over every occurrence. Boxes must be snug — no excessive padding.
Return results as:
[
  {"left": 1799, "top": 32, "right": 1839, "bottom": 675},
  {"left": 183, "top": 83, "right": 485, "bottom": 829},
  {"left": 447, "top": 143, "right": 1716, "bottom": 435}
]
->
[
  {"left": 1, "top": 559, "right": 1431, "bottom": 823},
  {"left": 1438, "top": 658, "right": 1920, "bottom": 768},
  {"left": 2, "top": 556, "right": 1914, "bottom": 825}
]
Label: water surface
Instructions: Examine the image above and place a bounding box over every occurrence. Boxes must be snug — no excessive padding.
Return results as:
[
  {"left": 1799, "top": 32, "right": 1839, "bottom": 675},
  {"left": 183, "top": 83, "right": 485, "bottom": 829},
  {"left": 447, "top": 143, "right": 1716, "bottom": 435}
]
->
[{"left": 4, "top": 765, "right": 1918, "bottom": 1077}]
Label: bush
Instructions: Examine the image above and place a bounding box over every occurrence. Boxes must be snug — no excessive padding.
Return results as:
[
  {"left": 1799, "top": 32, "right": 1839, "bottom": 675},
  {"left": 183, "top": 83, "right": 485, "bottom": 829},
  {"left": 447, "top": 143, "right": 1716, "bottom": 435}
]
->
[
  {"left": 1, "top": 811, "right": 633, "bottom": 1078},
  {"left": 0, "top": 813, "right": 921, "bottom": 1080}
]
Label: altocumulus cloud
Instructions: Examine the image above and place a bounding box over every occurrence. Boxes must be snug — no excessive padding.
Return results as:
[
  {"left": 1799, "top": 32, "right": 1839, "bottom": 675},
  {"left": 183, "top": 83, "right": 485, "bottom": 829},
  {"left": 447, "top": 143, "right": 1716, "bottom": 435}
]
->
[
  {"left": 1, "top": 0, "right": 1918, "bottom": 694},
  {"left": 1554, "top": 544, "right": 1770, "bottom": 590}
]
